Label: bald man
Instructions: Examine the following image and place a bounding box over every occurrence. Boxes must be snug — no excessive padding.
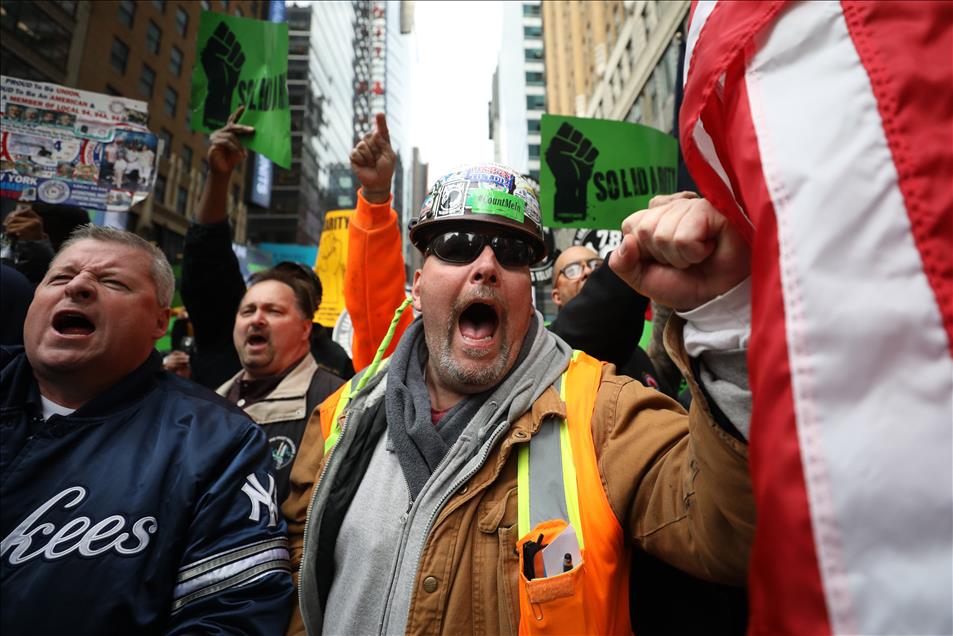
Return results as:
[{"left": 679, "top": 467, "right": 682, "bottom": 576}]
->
[
  {"left": 551, "top": 245, "right": 604, "bottom": 309},
  {"left": 548, "top": 244, "right": 676, "bottom": 397}
]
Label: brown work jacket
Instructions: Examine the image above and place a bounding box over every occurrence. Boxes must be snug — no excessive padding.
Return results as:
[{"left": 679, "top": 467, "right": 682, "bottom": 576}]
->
[{"left": 284, "top": 318, "right": 753, "bottom": 635}]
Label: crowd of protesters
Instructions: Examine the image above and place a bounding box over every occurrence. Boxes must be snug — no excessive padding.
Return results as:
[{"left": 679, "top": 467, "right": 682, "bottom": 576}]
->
[{"left": 2, "top": 3, "right": 951, "bottom": 635}]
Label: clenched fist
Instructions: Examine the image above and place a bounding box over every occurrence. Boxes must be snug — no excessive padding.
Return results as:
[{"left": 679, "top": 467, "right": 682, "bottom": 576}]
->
[{"left": 609, "top": 194, "right": 750, "bottom": 310}]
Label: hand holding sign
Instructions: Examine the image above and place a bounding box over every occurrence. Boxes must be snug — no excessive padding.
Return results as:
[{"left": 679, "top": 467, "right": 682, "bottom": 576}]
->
[
  {"left": 201, "top": 21, "right": 246, "bottom": 129},
  {"left": 350, "top": 113, "right": 396, "bottom": 204},
  {"left": 208, "top": 106, "right": 255, "bottom": 176},
  {"left": 545, "top": 122, "right": 599, "bottom": 222},
  {"left": 191, "top": 12, "right": 290, "bottom": 168},
  {"left": 609, "top": 195, "right": 750, "bottom": 311}
]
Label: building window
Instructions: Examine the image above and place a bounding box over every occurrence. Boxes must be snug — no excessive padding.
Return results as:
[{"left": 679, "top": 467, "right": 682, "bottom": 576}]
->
[
  {"left": 152, "top": 0, "right": 165, "bottom": 12},
  {"left": 181, "top": 145, "right": 193, "bottom": 169},
  {"left": 110, "top": 38, "right": 129, "bottom": 74},
  {"left": 118, "top": 0, "right": 136, "bottom": 27},
  {"left": 527, "top": 119, "right": 541, "bottom": 133},
  {"left": 154, "top": 173, "right": 167, "bottom": 204},
  {"left": 169, "top": 45, "right": 183, "bottom": 76},
  {"left": 524, "top": 48, "right": 543, "bottom": 62},
  {"left": 139, "top": 64, "right": 156, "bottom": 97},
  {"left": 522, "top": 3, "right": 541, "bottom": 17},
  {"left": 236, "top": 8, "right": 244, "bottom": 17},
  {"left": 105, "top": 84, "right": 122, "bottom": 96},
  {"left": 523, "top": 25, "right": 542, "bottom": 38},
  {"left": 526, "top": 95, "right": 545, "bottom": 111},
  {"left": 525, "top": 71, "right": 544, "bottom": 86},
  {"left": 176, "top": 186, "right": 189, "bottom": 214},
  {"left": 221, "top": 0, "right": 229, "bottom": 9},
  {"left": 147, "top": 20, "right": 162, "bottom": 54},
  {"left": 2, "top": 2, "right": 72, "bottom": 68},
  {"left": 528, "top": 144, "right": 541, "bottom": 158},
  {"left": 164, "top": 86, "right": 178, "bottom": 116},
  {"left": 176, "top": 7, "right": 189, "bottom": 37},
  {"left": 159, "top": 128, "right": 173, "bottom": 157},
  {"left": 201, "top": 0, "right": 210, "bottom": 9}
]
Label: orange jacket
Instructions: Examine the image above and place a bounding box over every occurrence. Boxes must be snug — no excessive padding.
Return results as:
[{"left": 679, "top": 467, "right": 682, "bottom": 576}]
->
[{"left": 344, "top": 190, "right": 414, "bottom": 371}]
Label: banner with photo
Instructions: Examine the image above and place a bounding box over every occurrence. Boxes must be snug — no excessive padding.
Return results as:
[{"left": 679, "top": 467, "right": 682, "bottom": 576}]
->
[{"left": 0, "top": 75, "right": 161, "bottom": 212}]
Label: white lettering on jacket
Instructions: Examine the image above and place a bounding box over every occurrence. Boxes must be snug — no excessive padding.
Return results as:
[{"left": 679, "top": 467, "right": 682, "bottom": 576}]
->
[
  {"left": 241, "top": 474, "right": 278, "bottom": 527},
  {"left": 0, "top": 486, "right": 158, "bottom": 566}
]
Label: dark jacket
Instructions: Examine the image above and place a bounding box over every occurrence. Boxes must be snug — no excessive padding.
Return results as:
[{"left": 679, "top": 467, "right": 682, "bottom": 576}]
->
[
  {"left": 0, "top": 348, "right": 294, "bottom": 635},
  {"left": 217, "top": 353, "right": 344, "bottom": 504},
  {"left": 549, "top": 257, "right": 678, "bottom": 397},
  {"left": 181, "top": 221, "right": 354, "bottom": 388}
]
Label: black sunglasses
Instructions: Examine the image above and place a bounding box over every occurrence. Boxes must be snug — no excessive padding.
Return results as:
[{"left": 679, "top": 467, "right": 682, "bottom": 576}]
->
[{"left": 426, "top": 231, "right": 537, "bottom": 268}]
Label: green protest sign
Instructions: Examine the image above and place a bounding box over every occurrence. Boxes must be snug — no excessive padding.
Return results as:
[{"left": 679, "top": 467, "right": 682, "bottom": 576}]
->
[
  {"left": 190, "top": 11, "right": 290, "bottom": 168},
  {"left": 540, "top": 114, "right": 678, "bottom": 229}
]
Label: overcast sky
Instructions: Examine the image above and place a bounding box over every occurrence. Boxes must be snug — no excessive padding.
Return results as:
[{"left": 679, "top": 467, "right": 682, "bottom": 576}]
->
[{"left": 409, "top": 1, "right": 503, "bottom": 186}]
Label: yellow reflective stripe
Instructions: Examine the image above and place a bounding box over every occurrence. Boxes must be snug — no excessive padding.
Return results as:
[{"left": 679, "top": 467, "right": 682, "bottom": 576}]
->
[
  {"left": 323, "top": 381, "right": 353, "bottom": 454},
  {"left": 322, "top": 299, "right": 413, "bottom": 455},
  {"left": 517, "top": 443, "right": 531, "bottom": 537},
  {"left": 558, "top": 367, "right": 585, "bottom": 548}
]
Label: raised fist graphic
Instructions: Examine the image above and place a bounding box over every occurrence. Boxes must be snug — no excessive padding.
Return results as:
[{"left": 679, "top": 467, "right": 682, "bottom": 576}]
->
[
  {"left": 201, "top": 21, "right": 245, "bottom": 129},
  {"left": 545, "top": 122, "right": 599, "bottom": 222}
]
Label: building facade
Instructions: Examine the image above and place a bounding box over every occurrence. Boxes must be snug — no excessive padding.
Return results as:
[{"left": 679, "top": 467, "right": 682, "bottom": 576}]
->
[
  {"left": 245, "top": 1, "right": 356, "bottom": 246},
  {"left": 1, "top": 0, "right": 262, "bottom": 262},
  {"left": 543, "top": 0, "right": 688, "bottom": 133},
  {"left": 490, "top": 0, "right": 543, "bottom": 181},
  {"left": 542, "top": 0, "right": 626, "bottom": 118}
]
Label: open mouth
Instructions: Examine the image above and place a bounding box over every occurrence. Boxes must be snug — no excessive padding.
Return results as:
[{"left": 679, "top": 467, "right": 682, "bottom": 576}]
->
[
  {"left": 246, "top": 333, "right": 269, "bottom": 346},
  {"left": 458, "top": 302, "right": 499, "bottom": 342},
  {"left": 52, "top": 311, "right": 95, "bottom": 336}
]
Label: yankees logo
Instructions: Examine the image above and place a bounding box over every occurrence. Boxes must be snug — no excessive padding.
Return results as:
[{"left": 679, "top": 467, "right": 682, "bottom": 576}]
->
[
  {"left": 1, "top": 486, "right": 157, "bottom": 566},
  {"left": 241, "top": 474, "right": 278, "bottom": 528}
]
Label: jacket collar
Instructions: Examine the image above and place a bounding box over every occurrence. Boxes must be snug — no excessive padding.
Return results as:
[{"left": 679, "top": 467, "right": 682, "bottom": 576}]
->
[
  {"left": 218, "top": 354, "right": 318, "bottom": 424},
  {"left": 1, "top": 348, "right": 162, "bottom": 419}
]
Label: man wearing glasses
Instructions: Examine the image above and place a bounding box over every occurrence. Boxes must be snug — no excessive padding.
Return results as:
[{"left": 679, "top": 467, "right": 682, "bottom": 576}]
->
[
  {"left": 550, "top": 245, "right": 603, "bottom": 309},
  {"left": 284, "top": 116, "right": 755, "bottom": 635}
]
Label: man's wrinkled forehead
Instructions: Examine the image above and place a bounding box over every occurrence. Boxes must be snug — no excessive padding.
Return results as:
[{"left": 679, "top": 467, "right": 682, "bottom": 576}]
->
[{"left": 51, "top": 239, "right": 148, "bottom": 274}]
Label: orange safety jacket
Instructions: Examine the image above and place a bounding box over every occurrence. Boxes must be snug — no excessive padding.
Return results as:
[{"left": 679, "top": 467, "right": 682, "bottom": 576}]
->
[
  {"left": 345, "top": 190, "right": 414, "bottom": 371},
  {"left": 318, "top": 341, "right": 631, "bottom": 635}
]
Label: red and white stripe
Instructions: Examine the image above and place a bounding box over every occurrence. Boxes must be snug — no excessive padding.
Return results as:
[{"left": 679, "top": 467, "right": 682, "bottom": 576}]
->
[{"left": 684, "top": 2, "right": 953, "bottom": 634}]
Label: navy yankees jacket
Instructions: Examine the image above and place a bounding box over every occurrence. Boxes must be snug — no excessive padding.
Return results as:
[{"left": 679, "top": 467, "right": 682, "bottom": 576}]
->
[{"left": 0, "top": 347, "right": 294, "bottom": 635}]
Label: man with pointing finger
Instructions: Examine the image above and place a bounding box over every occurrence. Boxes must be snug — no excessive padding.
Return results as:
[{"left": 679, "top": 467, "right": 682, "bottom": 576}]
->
[{"left": 284, "top": 114, "right": 757, "bottom": 635}]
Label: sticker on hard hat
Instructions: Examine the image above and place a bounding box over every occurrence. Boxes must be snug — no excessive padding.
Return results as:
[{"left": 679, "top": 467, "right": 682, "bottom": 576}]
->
[
  {"left": 465, "top": 167, "right": 515, "bottom": 192},
  {"left": 466, "top": 188, "right": 525, "bottom": 221}
]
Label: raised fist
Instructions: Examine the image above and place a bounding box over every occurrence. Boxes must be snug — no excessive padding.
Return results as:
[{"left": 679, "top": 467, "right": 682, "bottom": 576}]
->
[
  {"left": 201, "top": 21, "right": 245, "bottom": 129},
  {"left": 545, "top": 122, "right": 599, "bottom": 222}
]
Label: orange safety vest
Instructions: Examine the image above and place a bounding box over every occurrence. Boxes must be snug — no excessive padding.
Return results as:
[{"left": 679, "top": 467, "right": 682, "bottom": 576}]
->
[
  {"left": 318, "top": 315, "right": 630, "bottom": 634},
  {"left": 515, "top": 350, "right": 630, "bottom": 636}
]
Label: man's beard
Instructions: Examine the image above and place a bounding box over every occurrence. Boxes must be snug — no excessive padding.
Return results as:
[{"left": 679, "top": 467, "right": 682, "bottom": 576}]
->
[{"left": 425, "top": 288, "right": 511, "bottom": 389}]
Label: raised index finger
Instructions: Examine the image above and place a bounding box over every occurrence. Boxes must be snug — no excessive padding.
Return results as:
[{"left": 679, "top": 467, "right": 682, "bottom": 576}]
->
[
  {"left": 375, "top": 113, "right": 390, "bottom": 143},
  {"left": 226, "top": 104, "right": 246, "bottom": 126}
]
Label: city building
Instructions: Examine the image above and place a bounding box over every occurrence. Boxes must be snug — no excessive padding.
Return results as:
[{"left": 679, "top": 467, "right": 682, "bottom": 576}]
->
[
  {"left": 543, "top": 0, "right": 688, "bottom": 134},
  {"left": 250, "top": 0, "right": 414, "bottom": 251},
  {"left": 540, "top": 0, "right": 688, "bottom": 288},
  {"left": 542, "top": 1, "right": 626, "bottom": 118},
  {"left": 585, "top": 0, "right": 687, "bottom": 134},
  {"left": 490, "top": 0, "right": 543, "bottom": 181},
  {"left": 1, "top": 0, "right": 263, "bottom": 262},
  {"left": 246, "top": 2, "right": 354, "bottom": 245}
]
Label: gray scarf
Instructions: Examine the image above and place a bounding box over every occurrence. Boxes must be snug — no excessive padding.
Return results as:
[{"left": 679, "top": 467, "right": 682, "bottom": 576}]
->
[{"left": 386, "top": 313, "right": 567, "bottom": 500}]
